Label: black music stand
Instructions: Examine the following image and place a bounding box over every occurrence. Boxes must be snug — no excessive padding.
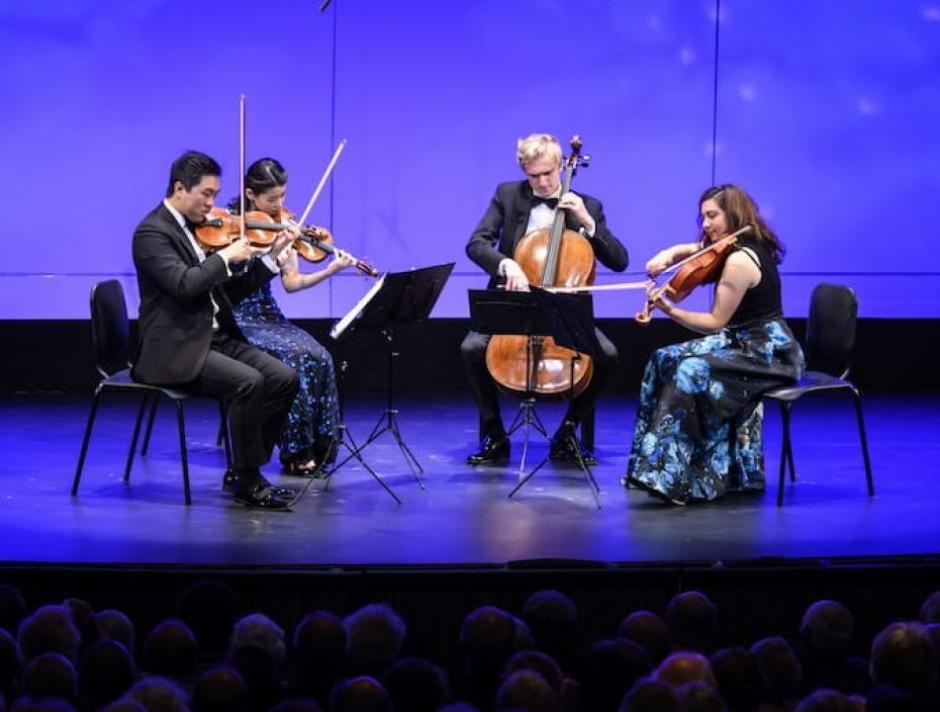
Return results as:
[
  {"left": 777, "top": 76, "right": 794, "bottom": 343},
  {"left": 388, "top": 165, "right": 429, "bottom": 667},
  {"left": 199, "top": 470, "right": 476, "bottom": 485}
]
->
[
  {"left": 329, "top": 263, "right": 455, "bottom": 500},
  {"left": 469, "top": 287, "right": 602, "bottom": 507}
]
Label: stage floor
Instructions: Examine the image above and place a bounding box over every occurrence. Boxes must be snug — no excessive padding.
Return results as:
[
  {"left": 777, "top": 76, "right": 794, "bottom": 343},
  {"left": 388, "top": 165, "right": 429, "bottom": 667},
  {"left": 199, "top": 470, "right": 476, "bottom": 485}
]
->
[{"left": 0, "top": 391, "right": 937, "bottom": 569}]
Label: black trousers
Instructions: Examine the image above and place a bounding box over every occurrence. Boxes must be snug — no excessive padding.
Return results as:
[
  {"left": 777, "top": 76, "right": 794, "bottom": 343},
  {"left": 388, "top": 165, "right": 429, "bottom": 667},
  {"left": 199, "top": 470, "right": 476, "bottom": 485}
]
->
[
  {"left": 460, "top": 327, "right": 617, "bottom": 438},
  {"left": 188, "top": 332, "right": 299, "bottom": 470}
]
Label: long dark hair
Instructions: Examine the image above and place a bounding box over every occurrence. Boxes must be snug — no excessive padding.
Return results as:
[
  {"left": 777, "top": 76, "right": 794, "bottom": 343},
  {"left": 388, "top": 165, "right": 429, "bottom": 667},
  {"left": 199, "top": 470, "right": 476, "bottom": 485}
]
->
[
  {"left": 698, "top": 184, "right": 786, "bottom": 264},
  {"left": 227, "top": 158, "right": 288, "bottom": 213}
]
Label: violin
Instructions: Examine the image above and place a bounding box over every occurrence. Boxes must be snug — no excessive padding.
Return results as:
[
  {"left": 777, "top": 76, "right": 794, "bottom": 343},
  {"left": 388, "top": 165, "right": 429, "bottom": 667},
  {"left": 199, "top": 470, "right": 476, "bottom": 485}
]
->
[
  {"left": 635, "top": 224, "right": 753, "bottom": 324},
  {"left": 194, "top": 207, "right": 378, "bottom": 277}
]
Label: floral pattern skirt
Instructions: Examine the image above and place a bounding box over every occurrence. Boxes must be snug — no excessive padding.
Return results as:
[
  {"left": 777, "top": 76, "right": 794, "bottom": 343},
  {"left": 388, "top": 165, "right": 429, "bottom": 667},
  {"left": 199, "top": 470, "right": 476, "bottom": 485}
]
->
[{"left": 625, "top": 319, "right": 804, "bottom": 504}]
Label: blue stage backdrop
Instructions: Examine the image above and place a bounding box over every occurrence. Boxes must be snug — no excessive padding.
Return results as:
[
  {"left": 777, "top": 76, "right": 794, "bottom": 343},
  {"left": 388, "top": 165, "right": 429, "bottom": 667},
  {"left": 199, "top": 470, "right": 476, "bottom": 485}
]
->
[{"left": 1, "top": 1, "right": 938, "bottom": 319}]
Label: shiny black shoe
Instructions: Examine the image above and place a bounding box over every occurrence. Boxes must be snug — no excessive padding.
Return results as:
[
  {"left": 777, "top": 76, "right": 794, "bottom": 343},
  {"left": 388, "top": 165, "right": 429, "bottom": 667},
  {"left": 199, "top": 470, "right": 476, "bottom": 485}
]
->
[
  {"left": 233, "top": 483, "right": 292, "bottom": 511},
  {"left": 466, "top": 434, "right": 510, "bottom": 466},
  {"left": 223, "top": 469, "right": 296, "bottom": 500},
  {"left": 549, "top": 422, "right": 598, "bottom": 466},
  {"left": 258, "top": 476, "right": 297, "bottom": 500},
  {"left": 222, "top": 469, "right": 240, "bottom": 492}
]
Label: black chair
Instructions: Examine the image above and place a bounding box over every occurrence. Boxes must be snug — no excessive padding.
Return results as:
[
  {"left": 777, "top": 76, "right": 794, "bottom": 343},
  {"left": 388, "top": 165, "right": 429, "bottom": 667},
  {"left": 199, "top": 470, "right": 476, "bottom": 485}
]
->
[
  {"left": 72, "top": 279, "right": 229, "bottom": 505},
  {"left": 764, "top": 283, "right": 874, "bottom": 506}
]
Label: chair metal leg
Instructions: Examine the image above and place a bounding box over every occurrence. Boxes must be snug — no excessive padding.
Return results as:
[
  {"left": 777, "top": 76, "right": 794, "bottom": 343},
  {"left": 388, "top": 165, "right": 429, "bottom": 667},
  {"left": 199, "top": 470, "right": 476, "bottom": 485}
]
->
[
  {"left": 141, "top": 395, "right": 158, "bottom": 456},
  {"left": 777, "top": 401, "right": 793, "bottom": 506},
  {"left": 72, "top": 385, "right": 104, "bottom": 496},
  {"left": 851, "top": 388, "right": 875, "bottom": 496},
  {"left": 123, "top": 396, "right": 150, "bottom": 483},
  {"left": 174, "top": 400, "right": 191, "bottom": 505}
]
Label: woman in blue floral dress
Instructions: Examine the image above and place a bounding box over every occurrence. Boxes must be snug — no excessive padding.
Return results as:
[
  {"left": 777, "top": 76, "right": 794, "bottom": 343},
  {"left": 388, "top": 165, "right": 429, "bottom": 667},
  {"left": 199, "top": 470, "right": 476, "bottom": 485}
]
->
[
  {"left": 227, "top": 158, "right": 355, "bottom": 475},
  {"left": 625, "top": 185, "right": 804, "bottom": 504}
]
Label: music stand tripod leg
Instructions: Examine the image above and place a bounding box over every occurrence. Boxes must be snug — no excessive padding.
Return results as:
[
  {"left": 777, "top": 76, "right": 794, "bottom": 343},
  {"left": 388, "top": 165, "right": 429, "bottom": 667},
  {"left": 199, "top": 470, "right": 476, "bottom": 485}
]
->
[
  {"left": 321, "top": 360, "right": 402, "bottom": 504},
  {"left": 357, "top": 327, "right": 425, "bottom": 485}
]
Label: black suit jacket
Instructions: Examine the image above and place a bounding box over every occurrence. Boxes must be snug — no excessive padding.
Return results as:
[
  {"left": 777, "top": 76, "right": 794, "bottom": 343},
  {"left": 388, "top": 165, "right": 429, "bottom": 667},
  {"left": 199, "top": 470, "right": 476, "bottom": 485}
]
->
[
  {"left": 466, "top": 180, "right": 628, "bottom": 288},
  {"left": 131, "top": 203, "right": 275, "bottom": 385}
]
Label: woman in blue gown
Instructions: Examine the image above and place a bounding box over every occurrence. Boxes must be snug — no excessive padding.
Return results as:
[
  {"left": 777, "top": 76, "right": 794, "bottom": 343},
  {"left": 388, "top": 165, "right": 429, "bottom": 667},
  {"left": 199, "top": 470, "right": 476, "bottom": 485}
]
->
[
  {"left": 227, "top": 158, "right": 355, "bottom": 474},
  {"left": 625, "top": 185, "right": 804, "bottom": 504}
]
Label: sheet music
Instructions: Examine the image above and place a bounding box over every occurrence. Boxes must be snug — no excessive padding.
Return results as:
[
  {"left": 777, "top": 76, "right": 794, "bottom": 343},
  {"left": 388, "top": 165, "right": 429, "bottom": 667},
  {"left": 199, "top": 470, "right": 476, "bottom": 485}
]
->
[{"left": 330, "top": 273, "right": 387, "bottom": 340}]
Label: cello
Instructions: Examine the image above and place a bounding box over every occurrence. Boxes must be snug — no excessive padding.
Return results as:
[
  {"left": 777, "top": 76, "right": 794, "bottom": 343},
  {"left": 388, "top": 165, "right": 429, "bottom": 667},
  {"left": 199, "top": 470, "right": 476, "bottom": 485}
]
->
[{"left": 484, "top": 136, "right": 596, "bottom": 398}]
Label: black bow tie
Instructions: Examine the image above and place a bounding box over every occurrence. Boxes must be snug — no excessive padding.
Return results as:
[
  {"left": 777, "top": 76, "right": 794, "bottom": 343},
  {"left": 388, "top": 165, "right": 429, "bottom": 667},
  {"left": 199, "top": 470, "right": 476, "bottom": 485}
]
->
[{"left": 531, "top": 195, "right": 558, "bottom": 209}]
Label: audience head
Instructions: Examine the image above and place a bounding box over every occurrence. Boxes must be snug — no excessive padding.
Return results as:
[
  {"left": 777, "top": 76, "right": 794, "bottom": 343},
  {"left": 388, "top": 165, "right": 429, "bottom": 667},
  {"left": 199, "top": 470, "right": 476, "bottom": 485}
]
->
[
  {"left": 176, "top": 579, "right": 237, "bottom": 659},
  {"left": 460, "top": 606, "right": 517, "bottom": 672},
  {"left": 750, "top": 635, "right": 802, "bottom": 704},
  {"left": 192, "top": 664, "right": 247, "bottom": 712},
  {"left": 16, "top": 605, "right": 81, "bottom": 665},
  {"left": 679, "top": 680, "right": 725, "bottom": 712},
  {"left": 123, "top": 676, "right": 190, "bottom": 712},
  {"left": 143, "top": 619, "right": 197, "bottom": 680},
  {"left": 619, "top": 677, "right": 681, "bottom": 712},
  {"left": 382, "top": 656, "right": 448, "bottom": 712},
  {"left": 494, "top": 669, "right": 560, "bottom": 712},
  {"left": 918, "top": 590, "right": 940, "bottom": 623},
  {"left": 869, "top": 621, "right": 936, "bottom": 695},
  {"left": 229, "top": 613, "right": 286, "bottom": 669},
  {"left": 61, "top": 599, "right": 96, "bottom": 650},
  {"left": 94, "top": 609, "right": 136, "bottom": 654},
  {"left": 655, "top": 650, "right": 716, "bottom": 689},
  {"left": 794, "top": 688, "right": 857, "bottom": 712},
  {"left": 22, "top": 652, "right": 77, "bottom": 704},
  {"left": 799, "top": 600, "right": 854, "bottom": 663},
  {"left": 665, "top": 591, "right": 719, "bottom": 654},
  {"left": 709, "top": 646, "right": 762, "bottom": 712},
  {"left": 329, "top": 675, "right": 390, "bottom": 712},
  {"left": 618, "top": 610, "right": 669, "bottom": 664},
  {"left": 580, "top": 638, "right": 651, "bottom": 712},
  {"left": 344, "top": 604, "right": 406, "bottom": 677},
  {"left": 459, "top": 606, "right": 520, "bottom": 708},
  {"left": 503, "top": 650, "right": 563, "bottom": 695},
  {"left": 78, "top": 638, "right": 135, "bottom": 710},
  {"left": 290, "top": 610, "right": 347, "bottom": 699},
  {"left": 293, "top": 610, "right": 346, "bottom": 663},
  {"left": 520, "top": 590, "right": 579, "bottom": 668}
]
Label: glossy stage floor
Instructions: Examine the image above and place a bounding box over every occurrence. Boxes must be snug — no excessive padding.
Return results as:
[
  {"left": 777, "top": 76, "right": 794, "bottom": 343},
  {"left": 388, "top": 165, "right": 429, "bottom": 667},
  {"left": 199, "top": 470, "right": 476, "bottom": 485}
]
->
[{"left": 1, "top": 390, "right": 937, "bottom": 569}]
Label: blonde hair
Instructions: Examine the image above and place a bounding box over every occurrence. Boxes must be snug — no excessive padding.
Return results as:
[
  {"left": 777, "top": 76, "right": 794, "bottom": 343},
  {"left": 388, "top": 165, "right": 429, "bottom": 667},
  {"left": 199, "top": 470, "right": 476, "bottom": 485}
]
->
[{"left": 516, "top": 133, "right": 562, "bottom": 168}]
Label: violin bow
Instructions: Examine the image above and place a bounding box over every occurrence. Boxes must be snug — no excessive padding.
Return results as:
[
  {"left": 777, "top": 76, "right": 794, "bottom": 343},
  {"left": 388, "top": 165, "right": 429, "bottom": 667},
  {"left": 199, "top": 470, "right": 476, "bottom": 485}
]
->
[
  {"left": 239, "top": 94, "right": 247, "bottom": 240},
  {"left": 294, "top": 138, "right": 348, "bottom": 228}
]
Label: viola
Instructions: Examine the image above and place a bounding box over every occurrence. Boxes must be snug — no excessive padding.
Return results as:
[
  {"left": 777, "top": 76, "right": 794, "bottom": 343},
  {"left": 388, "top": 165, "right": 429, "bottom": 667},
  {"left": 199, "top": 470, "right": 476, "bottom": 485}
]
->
[
  {"left": 484, "top": 135, "right": 595, "bottom": 399},
  {"left": 635, "top": 224, "right": 753, "bottom": 324}
]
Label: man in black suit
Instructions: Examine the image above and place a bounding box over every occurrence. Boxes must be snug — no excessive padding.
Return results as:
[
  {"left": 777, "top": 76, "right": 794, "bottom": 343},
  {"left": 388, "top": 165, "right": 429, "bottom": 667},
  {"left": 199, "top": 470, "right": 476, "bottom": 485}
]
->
[
  {"left": 132, "top": 151, "right": 298, "bottom": 509},
  {"left": 462, "top": 133, "right": 628, "bottom": 465}
]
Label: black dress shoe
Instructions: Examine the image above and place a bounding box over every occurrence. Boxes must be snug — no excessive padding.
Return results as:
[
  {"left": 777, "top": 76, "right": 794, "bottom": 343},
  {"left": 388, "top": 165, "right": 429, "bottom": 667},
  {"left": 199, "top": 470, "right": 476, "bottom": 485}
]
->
[
  {"left": 222, "top": 469, "right": 240, "bottom": 492},
  {"left": 223, "top": 470, "right": 296, "bottom": 499},
  {"left": 467, "top": 434, "right": 510, "bottom": 465},
  {"left": 233, "top": 483, "right": 292, "bottom": 510},
  {"left": 258, "top": 476, "right": 297, "bottom": 500},
  {"left": 549, "top": 423, "right": 597, "bottom": 466}
]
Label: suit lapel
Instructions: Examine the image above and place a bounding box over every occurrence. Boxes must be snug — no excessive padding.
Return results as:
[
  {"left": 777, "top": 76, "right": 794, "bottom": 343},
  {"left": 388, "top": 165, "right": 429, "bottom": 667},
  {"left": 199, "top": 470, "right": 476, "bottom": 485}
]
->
[{"left": 156, "top": 203, "right": 200, "bottom": 265}]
